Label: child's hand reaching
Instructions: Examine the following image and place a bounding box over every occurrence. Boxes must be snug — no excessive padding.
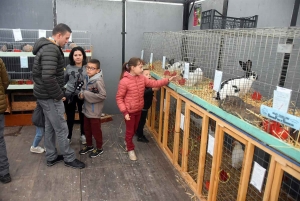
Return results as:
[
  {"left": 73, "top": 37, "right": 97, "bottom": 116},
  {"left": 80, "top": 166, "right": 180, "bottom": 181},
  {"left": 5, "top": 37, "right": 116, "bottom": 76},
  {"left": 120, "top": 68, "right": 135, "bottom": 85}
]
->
[
  {"left": 168, "top": 76, "right": 178, "bottom": 82},
  {"left": 125, "top": 114, "right": 130, "bottom": 121}
]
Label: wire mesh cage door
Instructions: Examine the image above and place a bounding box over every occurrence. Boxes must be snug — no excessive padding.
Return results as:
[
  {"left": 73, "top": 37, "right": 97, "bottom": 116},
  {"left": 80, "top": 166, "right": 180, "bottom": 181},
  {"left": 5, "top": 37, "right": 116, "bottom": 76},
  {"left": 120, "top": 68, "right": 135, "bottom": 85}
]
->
[
  {"left": 210, "top": 128, "right": 247, "bottom": 201},
  {"left": 270, "top": 162, "right": 300, "bottom": 201},
  {"left": 148, "top": 90, "right": 158, "bottom": 139},
  {"left": 162, "top": 89, "right": 178, "bottom": 160},
  {"left": 183, "top": 104, "right": 205, "bottom": 191},
  {"left": 157, "top": 87, "right": 166, "bottom": 146},
  {"left": 200, "top": 117, "right": 217, "bottom": 199},
  {"left": 176, "top": 98, "right": 186, "bottom": 170}
]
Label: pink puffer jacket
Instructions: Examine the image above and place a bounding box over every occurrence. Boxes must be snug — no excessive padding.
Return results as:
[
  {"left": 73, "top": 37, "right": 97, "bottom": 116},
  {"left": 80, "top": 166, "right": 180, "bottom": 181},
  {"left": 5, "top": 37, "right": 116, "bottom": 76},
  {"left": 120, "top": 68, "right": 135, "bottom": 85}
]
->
[{"left": 116, "top": 72, "right": 169, "bottom": 116}]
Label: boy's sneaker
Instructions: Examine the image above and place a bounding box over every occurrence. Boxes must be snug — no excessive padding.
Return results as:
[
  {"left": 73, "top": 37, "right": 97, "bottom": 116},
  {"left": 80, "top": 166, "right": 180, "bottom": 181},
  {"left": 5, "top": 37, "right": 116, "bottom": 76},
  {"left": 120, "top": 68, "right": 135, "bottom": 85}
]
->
[
  {"left": 30, "top": 146, "right": 45, "bottom": 153},
  {"left": 0, "top": 173, "right": 11, "bottom": 184},
  {"left": 47, "top": 155, "right": 64, "bottom": 167},
  {"left": 137, "top": 135, "right": 149, "bottom": 143},
  {"left": 128, "top": 150, "right": 137, "bottom": 161},
  {"left": 79, "top": 146, "right": 94, "bottom": 155},
  {"left": 89, "top": 148, "right": 103, "bottom": 158},
  {"left": 80, "top": 135, "right": 87, "bottom": 145},
  {"left": 64, "top": 159, "right": 85, "bottom": 169}
]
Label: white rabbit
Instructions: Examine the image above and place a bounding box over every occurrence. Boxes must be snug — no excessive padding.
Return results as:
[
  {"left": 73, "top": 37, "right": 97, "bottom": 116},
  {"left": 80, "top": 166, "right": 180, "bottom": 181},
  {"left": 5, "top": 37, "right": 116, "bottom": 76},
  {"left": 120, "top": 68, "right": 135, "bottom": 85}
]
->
[
  {"left": 231, "top": 141, "right": 244, "bottom": 169},
  {"left": 184, "top": 68, "right": 203, "bottom": 87},
  {"left": 216, "top": 60, "right": 257, "bottom": 100}
]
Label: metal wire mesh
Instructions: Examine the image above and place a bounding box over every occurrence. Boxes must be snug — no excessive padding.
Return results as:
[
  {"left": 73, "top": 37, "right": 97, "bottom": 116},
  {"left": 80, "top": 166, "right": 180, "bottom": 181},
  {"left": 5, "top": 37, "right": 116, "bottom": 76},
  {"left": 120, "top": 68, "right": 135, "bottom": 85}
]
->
[
  {"left": 187, "top": 110, "right": 202, "bottom": 182},
  {"left": 166, "top": 95, "right": 177, "bottom": 152},
  {"left": 246, "top": 147, "right": 271, "bottom": 201},
  {"left": 216, "top": 133, "right": 244, "bottom": 201},
  {"left": 0, "top": 28, "right": 91, "bottom": 80},
  {"left": 143, "top": 28, "right": 300, "bottom": 148},
  {"left": 279, "top": 172, "right": 300, "bottom": 201},
  {"left": 177, "top": 100, "right": 185, "bottom": 167},
  {"left": 201, "top": 118, "right": 216, "bottom": 196}
]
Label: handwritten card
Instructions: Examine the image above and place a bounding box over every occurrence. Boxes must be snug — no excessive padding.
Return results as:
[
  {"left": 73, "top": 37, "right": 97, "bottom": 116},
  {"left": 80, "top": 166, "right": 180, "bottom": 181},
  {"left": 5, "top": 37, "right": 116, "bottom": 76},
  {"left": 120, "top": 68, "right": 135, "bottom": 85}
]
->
[
  {"left": 162, "top": 56, "right": 166, "bottom": 69},
  {"left": 273, "top": 86, "right": 292, "bottom": 113},
  {"left": 38, "top": 29, "right": 46, "bottom": 38},
  {"left": 69, "top": 33, "right": 72, "bottom": 42},
  {"left": 20, "top": 56, "right": 28, "bottom": 68},
  {"left": 213, "top": 70, "right": 223, "bottom": 91},
  {"left": 13, "top": 29, "right": 23, "bottom": 41},
  {"left": 250, "top": 162, "right": 266, "bottom": 192},
  {"left": 277, "top": 44, "right": 293, "bottom": 53},
  {"left": 141, "top": 50, "right": 144, "bottom": 60},
  {"left": 150, "top": 53, "right": 153, "bottom": 64},
  {"left": 183, "top": 63, "right": 189, "bottom": 79},
  {"left": 180, "top": 113, "right": 185, "bottom": 130},
  {"left": 207, "top": 134, "right": 215, "bottom": 156}
]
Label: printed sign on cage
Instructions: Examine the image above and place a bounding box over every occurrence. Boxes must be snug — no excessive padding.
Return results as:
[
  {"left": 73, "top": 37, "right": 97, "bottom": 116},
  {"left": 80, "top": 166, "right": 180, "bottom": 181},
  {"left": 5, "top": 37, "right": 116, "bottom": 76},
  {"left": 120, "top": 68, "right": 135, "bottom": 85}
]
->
[{"left": 213, "top": 70, "right": 223, "bottom": 92}]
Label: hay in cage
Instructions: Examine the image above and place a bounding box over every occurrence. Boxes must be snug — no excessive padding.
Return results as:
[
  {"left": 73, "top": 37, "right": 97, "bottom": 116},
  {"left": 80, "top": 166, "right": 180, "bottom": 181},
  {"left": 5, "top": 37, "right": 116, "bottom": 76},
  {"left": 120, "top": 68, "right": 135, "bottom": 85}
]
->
[{"left": 147, "top": 61, "right": 300, "bottom": 149}]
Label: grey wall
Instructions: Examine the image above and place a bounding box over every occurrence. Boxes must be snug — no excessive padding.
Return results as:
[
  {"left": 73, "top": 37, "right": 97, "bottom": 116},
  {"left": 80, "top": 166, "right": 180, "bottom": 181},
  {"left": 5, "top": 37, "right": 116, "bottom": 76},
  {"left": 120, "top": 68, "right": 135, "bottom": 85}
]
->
[
  {"left": 227, "top": 0, "right": 294, "bottom": 28},
  {"left": 126, "top": 1, "right": 183, "bottom": 61},
  {"left": 57, "top": 0, "right": 183, "bottom": 114},
  {"left": 57, "top": 0, "right": 122, "bottom": 114},
  {"left": 0, "top": 0, "right": 53, "bottom": 29},
  {"left": 188, "top": 0, "right": 224, "bottom": 30}
]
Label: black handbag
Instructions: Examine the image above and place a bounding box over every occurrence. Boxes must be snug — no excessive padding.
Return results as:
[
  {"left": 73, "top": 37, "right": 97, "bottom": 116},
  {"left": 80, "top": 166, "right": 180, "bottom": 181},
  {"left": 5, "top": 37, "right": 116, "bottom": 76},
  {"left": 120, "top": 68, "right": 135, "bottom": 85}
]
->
[{"left": 32, "top": 102, "right": 45, "bottom": 127}]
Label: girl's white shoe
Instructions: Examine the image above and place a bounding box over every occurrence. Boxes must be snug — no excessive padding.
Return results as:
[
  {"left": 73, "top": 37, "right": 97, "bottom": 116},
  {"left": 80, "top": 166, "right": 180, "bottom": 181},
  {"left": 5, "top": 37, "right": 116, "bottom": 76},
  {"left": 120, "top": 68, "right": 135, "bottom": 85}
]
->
[{"left": 30, "top": 146, "right": 45, "bottom": 154}]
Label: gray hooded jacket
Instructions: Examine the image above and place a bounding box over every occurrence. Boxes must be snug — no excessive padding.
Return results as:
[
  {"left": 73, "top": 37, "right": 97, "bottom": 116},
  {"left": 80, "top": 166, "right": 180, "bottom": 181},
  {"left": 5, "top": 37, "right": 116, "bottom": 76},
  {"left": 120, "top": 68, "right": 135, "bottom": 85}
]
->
[{"left": 80, "top": 72, "right": 106, "bottom": 118}]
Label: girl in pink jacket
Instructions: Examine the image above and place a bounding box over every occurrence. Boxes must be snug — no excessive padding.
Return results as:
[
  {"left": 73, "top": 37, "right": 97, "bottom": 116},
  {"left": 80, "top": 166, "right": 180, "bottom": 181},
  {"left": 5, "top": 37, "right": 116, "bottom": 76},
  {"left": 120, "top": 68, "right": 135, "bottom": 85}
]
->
[{"left": 116, "top": 57, "right": 176, "bottom": 161}]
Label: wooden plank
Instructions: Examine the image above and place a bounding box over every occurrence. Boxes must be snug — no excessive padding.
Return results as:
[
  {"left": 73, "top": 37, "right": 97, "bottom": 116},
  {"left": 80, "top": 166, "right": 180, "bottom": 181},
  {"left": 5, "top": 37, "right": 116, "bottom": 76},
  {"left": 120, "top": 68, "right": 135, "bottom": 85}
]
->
[
  {"left": 5, "top": 114, "right": 33, "bottom": 126},
  {"left": 197, "top": 114, "right": 209, "bottom": 194},
  {"left": 158, "top": 87, "right": 165, "bottom": 145},
  {"left": 11, "top": 101, "right": 36, "bottom": 111},
  {"left": 173, "top": 98, "right": 182, "bottom": 168},
  {"left": 237, "top": 142, "right": 254, "bottom": 201},
  {"left": 182, "top": 103, "right": 191, "bottom": 172},
  {"left": 210, "top": 125, "right": 224, "bottom": 201},
  {"left": 162, "top": 89, "right": 170, "bottom": 157},
  {"left": 269, "top": 163, "right": 284, "bottom": 201},
  {"left": 263, "top": 157, "right": 276, "bottom": 201}
]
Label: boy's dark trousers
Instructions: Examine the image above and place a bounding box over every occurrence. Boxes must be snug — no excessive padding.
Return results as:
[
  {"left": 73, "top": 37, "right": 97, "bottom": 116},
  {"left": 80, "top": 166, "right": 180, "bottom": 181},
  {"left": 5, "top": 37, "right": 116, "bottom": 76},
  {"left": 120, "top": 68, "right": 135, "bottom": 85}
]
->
[
  {"left": 84, "top": 116, "right": 103, "bottom": 149},
  {"left": 64, "top": 95, "right": 84, "bottom": 139},
  {"left": 136, "top": 109, "right": 148, "bottom": 138}
]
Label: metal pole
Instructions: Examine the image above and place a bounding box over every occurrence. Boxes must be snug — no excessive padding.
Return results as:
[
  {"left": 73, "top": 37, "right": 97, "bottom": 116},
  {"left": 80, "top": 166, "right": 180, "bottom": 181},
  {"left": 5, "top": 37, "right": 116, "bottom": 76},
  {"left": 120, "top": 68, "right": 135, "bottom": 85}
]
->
[
  {"left": 122, "top": 0, "right": 126, "bottom": 64},
  {"left": 291, "top": 0, "right": 300, "bottom": 26}
]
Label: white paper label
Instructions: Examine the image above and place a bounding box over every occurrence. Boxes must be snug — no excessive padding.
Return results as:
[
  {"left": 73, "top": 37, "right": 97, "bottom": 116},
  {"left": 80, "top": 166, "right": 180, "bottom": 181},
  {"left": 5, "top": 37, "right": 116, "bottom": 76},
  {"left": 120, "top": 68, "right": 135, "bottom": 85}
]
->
[
  {"left": 20, "top": 56, "right": 28, "bottom": 68},
  {"left": 38, "top": 29, "right": 46, "bottom": 38},
  {"left": 69, "top": 33, "right": 72, "bottom": 42},
  {"left": 162, "top": 56, "right": 166, "bottom": 69},
  {"left": 141, "top": 50, "right": 144, "bottom": 60},
  {"left": 273, "top": 87, "right": 292, "bottom": 113},
  {"left": 180, "top": 113, "right": 185, "bottom": 130},
  {"left": 213, "top": 70, "right": 223, "bottom": 91},
  {"left": 207, "top": 134, "right": 215, "bottom": 156},
  {"left": 250, "top": 162, "right": 266, "bottom": 192},
  {"left": 150, "top": 53, "right": 153, "bottom": 64},
  {"left": 277, "top": 44, "right": 293, "bottom": 53},
  {"left": 13, "top": 29, "right": 23, "bottom": 41},
  {"left": 183, "top": 63, "right": 189, "bottom": 79}
]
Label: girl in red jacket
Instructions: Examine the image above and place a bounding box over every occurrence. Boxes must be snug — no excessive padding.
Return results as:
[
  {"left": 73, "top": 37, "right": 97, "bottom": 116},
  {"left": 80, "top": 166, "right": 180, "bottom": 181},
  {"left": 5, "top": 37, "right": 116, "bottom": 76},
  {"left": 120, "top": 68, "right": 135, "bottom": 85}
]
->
[{"left": 116, "top": 57, "right": 176, "bottom": 161}]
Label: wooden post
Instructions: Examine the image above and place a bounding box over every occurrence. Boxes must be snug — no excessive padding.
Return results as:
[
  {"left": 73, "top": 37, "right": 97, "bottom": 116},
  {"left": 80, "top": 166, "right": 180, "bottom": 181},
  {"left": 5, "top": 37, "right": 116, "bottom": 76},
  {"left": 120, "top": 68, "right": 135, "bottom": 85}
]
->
[
  {"left": 209, "top": 124, "right": 224, "bottom": 201},
  {"left": 197, "top": 114, "right": 209, "bottom": 194},
  {"left": 263, "top": 157, "right": 276, "bottom": 201},
  {"left": 269, "top": 163, "right": 283, "bottom": 201},
  {"left": 174, "top": 98, "right": 182, "bottom": 166},
  {"left": 237, "top": 142, "right": 254, "bottom": 200},
  {"left": 182, "top": 103, "right": 191, "bottom": 172},
  {"left": 158, "top": 88, "right": 165, "bottom": 145}
]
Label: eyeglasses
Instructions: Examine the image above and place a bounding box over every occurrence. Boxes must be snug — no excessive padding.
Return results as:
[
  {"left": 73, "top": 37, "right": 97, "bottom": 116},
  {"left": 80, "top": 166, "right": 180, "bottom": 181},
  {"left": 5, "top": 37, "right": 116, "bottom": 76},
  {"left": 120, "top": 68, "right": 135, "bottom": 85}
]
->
[{"left": 86, "top": 66, "right": 98, "bottom": 71}]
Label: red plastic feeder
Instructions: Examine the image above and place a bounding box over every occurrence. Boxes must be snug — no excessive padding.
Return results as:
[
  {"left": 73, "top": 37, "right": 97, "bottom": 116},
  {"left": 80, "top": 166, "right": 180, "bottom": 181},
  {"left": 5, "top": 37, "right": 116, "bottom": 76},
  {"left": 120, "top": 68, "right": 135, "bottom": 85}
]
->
[
  {"left": 85, "top": 50, "right": 91, "bottom": 52},
  {"left": 178, "top": 78, "right": 186, "bottom": 86},
  {"left": 13, "top": 49, "right": 21, "bottom": 52},
  {"left": 170, "top": 71, "right": 177, "bottom": 76},
  {"left": 205, "top": 181, "right": 210, "bottom": 190},
  {"left": 65, "top": 49, "right": 71, "bottom": 52},
  {"left": 164, "top": 70, "right": 170, "bottom": 76},
  {"left": 26, "top": 80, "right": 33, "bottom": 85},
  {"left": 263, "top": 120, "right": 280, "bottom": 134},
  {"left": 271, "top": 127, "right": 289, "bottom": 140},
  {"left": 209, "top": 82, "right": 213, "bottom": 89},
  {"left": 17, "top": 80, "right": 24, "bottom": 85},
  {"left": 251, "top": 91, "right": 262, "bottom": 101},
  {"left": 219, "top": 169, "right": 230, "bottom": 183}
]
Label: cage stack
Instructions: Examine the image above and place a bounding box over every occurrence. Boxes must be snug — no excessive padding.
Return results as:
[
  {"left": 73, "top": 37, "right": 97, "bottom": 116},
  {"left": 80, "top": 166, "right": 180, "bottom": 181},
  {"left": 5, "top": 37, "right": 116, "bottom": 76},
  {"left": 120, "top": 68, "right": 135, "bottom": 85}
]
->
[{"left": 143, "top": 27, "right": 300, "bottom": 200}]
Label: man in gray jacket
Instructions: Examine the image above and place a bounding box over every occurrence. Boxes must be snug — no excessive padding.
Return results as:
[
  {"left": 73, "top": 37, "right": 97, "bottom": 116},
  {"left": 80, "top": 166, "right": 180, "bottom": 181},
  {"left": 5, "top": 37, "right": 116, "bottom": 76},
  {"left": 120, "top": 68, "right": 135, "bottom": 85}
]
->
[{"left": 32, "top": 23, "right": 85, "bottom": 169}]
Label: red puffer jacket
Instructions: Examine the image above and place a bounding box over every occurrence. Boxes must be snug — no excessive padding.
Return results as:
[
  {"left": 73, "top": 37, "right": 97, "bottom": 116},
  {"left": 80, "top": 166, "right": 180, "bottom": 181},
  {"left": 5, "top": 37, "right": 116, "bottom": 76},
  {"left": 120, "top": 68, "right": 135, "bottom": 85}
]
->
[{"left": 116, "top": 72, "right": 169, "bottom": 116}]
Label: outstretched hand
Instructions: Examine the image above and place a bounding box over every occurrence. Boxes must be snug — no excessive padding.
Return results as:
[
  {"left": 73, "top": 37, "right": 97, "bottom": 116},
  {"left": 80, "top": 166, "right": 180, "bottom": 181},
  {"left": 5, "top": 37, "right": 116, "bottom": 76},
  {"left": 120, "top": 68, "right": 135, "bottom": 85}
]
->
[{"left": 168, "top": 76, "right": 178, "bottom": 82}]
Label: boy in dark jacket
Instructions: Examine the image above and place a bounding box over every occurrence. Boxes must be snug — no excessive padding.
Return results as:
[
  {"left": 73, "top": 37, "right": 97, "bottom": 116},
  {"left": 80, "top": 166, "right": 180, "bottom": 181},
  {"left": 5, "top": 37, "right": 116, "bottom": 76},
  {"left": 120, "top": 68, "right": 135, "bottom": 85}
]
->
[
  {"left": 78, "top": 59, "right": 106, "bottom": 158},
  {"left": 136, "top": 68, "right": 159, "bottom": 143}
]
